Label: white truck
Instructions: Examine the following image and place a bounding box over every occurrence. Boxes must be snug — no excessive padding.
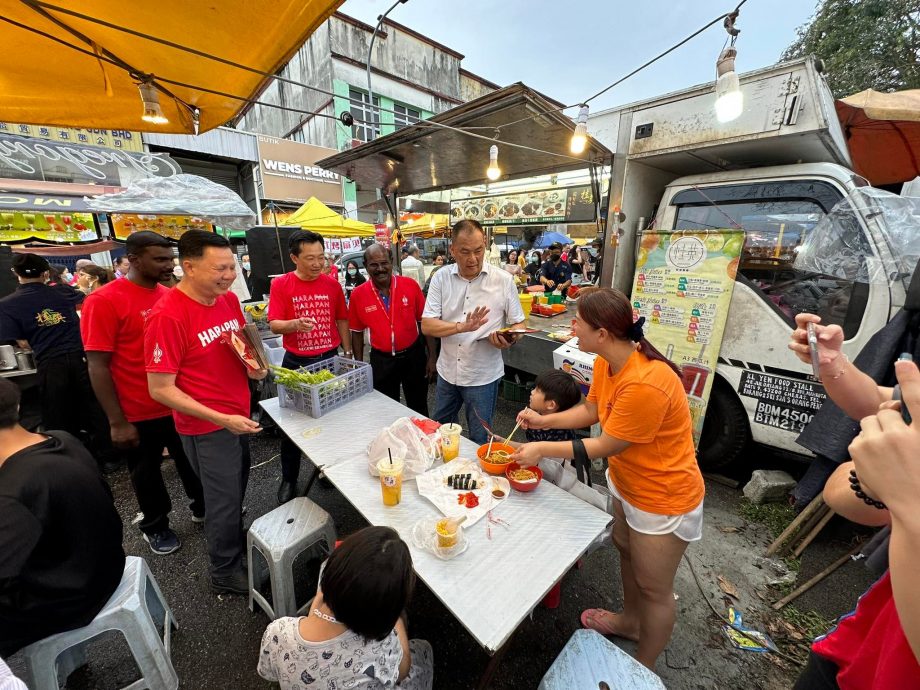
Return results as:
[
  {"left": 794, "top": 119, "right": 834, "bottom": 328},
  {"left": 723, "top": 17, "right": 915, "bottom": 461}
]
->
[{"left": 591, "top": 57, "right": 905, "bottom": 469}]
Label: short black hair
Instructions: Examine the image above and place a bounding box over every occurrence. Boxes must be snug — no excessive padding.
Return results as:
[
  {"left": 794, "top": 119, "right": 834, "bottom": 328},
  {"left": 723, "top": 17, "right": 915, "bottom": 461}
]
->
[
  {"left": 451, "top": 219, "right": 485, "bottom": 241},
  {"left": 549, "top": 242, "right": 563, "bottom": 251},
  {"left": 321, "top": 526, "right": 414, "bottom": 641},
  {"left": 289, "top": 230, "right": 324, "bottom": 257},
  {"left": 126, "top": 231, "right": 171, "bottom": 256},
  {"left": 534, "top": 369, "right": 582, "bottom": 412},
  {"left": 177, "top": 230, "right": 230, "bottom": 260},
  {"left": 0, "top": 379, "right": 21, "bottom": 429},
  {"left": 12, "top": 253, "right": 50, "bottom": 278}
]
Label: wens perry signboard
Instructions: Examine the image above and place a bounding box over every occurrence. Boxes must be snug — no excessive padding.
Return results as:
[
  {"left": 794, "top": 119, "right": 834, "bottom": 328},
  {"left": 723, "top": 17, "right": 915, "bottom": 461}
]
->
[{"left": 257, "top": 136, "right": 343, "bottom": 206}]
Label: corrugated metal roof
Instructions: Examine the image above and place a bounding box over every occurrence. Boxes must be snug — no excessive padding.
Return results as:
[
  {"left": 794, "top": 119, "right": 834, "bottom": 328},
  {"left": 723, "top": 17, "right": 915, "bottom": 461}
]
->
[{"left": 144, "top": 127, "right": 259, "bottom": 162}]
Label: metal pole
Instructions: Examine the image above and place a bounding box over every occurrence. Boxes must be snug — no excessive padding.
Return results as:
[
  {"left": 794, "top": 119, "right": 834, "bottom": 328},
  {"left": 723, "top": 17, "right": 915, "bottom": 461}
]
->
[{"left": 366, "top": 0, "right": 408, "bottom": 117}]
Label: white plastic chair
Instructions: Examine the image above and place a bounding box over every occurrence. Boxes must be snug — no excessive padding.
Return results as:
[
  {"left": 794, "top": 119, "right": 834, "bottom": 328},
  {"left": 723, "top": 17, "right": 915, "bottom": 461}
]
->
[
  {"left": 539, "top": 629, "right": 666, "bottom": 690},
  {"left": 20, "top": 556, "right": 178, "bottom": 690}
]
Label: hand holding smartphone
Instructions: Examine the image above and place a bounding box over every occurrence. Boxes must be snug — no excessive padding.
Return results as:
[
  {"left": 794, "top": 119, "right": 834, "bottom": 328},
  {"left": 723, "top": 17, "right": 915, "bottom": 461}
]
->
[
  {"left": 892, "top": 353, "right": 914, "bottom": 424},
  {"left": 806, "top": 322, "right": 822, "bottom": 380}
]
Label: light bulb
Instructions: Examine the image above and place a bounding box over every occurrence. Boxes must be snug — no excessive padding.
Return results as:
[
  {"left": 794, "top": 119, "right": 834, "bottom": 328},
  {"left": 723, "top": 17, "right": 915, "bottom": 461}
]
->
[
  {"left": 486, "top": 144, "right": 501, "bottom": 181},
  {"left": 714, "top": 47, "right": 743, "bottom": 123},
  {"left": 429, "top": 218, "right": 436, "bottom": 229},
  {"left": 385, "top": 213, "right": 394, "bottom": 229},
  {"left": 138, "top": 80, "right": 169, "bottom": 125},
  {"left": 570, "top": 105, "right": 589, "bottom": 154}
]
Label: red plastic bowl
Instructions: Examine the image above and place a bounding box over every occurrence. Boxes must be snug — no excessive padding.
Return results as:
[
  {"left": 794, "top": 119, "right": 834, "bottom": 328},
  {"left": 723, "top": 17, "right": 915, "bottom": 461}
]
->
[{"left": 505, "top": 462, "right": 542, "bottom": 492}]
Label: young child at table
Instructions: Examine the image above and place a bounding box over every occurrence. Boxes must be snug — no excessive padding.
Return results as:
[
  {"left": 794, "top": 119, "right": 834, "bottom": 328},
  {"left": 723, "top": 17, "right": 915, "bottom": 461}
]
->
[
  {"left": 257, "top": 527, "right": 434, "bottom": 690},
  {"left": 524, "top": 370, "right": 582, "bottom": 439}
]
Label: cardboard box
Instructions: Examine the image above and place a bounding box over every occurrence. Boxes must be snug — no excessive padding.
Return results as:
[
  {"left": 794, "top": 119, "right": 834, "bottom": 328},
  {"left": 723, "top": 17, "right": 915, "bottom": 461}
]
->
[{"left": 552, "top": 338, "right": 597, "bottom": 394}]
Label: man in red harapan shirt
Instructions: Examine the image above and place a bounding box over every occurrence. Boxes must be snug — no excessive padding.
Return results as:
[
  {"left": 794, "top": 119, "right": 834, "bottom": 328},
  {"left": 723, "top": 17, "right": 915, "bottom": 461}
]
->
[
  {"left": 349, "top": 244, "right": 436, "bottom": 416},
  {"left": 268, "top": 230, "right": 349, "bottom": 504},
  {"left": 82, "top": 232, "right": 204, "bottom": 557},
  {"left": 144, "top": 231, "right": 267, "bottom": 596}
]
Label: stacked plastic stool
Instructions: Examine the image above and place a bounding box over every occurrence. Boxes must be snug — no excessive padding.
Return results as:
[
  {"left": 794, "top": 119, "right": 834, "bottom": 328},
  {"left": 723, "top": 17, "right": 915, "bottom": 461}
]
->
[
  {"left": 248, "top": 497, "right": 337, "bottom": 619},
  {"left": 539, "top": 629, "right": 665, "bottom": 690},
  {"left": 20, "top": 556, "right": 178, "bottom": 690}
]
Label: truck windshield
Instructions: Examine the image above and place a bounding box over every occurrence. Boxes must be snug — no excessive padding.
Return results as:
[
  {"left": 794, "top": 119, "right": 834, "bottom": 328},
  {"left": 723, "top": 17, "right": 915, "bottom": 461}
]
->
[{"left": 673, "top": 187, "right": 869, "bottom": 340}]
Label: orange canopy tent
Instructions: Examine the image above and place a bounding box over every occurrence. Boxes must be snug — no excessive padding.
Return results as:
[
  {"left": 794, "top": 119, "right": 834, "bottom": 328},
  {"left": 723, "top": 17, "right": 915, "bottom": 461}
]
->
[
  {"left": 0, "top": 0, "right": 343, "bottom": 134},
  {"left": 836, "top": 89, "right": 920, "bottom": 186}
]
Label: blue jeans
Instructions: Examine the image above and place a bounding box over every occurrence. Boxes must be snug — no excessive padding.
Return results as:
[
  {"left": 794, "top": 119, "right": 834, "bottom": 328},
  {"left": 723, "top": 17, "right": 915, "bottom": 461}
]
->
[{"left": 431, "top": 375, "right": 501, "bottom": 445}]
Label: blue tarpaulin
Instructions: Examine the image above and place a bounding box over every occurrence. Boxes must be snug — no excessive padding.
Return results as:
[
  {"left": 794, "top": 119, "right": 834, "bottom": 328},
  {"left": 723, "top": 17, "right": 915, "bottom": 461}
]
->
[{"left": 533, "top": 231, "right": 572, "bottom": 248}]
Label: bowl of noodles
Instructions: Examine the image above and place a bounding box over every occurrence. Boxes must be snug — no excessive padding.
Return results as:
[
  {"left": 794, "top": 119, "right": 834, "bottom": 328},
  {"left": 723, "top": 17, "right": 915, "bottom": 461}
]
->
[
  {"left": 505, "top": 462, "right": 542, "bottom": 492},
  {"left": 476, "top": 442, "right": 516, "bottom": 475}
]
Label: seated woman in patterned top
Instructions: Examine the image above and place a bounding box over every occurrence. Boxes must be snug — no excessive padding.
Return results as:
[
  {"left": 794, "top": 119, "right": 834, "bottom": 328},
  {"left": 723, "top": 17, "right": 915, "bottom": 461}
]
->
[{"left": 258, "top": 527, "right": 434, "bottom": 689}]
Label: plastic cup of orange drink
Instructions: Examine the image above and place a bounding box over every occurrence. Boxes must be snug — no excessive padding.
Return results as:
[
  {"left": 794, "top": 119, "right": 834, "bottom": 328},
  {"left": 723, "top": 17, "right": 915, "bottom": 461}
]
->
[
  {"left": 436, "top": 519, "right": 459, "bottom": 548},
  {"left": 439, "top": 423, "right": 462, "bottom": 462},
  {"left": 376, "top": 457, "right": 405, "bottom": 506}
]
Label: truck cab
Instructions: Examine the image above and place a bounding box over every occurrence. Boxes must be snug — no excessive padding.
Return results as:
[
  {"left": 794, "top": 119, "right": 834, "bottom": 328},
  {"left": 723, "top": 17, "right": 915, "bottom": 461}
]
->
[
  {"left": 591, "top": 57, "right": 908, "bottom": 468},
  {"left": 655, "top": 163, "right": 902, "bottom": 466}
]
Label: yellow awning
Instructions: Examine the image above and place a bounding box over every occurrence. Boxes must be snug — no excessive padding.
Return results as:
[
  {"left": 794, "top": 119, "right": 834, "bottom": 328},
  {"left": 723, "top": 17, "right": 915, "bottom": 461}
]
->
[
  {"left": 279, "top": 197, "right": 375, "bottom": 237},
  {"left": 399, "top": 213, "right": 450, "bottom": 238},
  {"left": 0, "top": 0, "right": 343, "bottom": 134}
]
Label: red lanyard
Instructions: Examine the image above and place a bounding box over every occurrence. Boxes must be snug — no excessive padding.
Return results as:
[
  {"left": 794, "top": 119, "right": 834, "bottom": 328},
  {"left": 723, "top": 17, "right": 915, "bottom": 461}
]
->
[
  {"left": 372, "top": 276, "right": 398, "bottom": 355},
  {"left": 371, "top": 276, "right": 419, "bottom": 355}
]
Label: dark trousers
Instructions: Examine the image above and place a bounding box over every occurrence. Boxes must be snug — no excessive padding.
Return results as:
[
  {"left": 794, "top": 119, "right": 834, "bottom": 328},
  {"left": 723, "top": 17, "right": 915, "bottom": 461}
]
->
[
  {"left": 180, "top": 429, "right": 250, "bottom": 578},
  {"left": 279, "top": 348, "right": 338, "bottom": 482},
  {"left": 793, "top": 652, "right": 840, "bottom": 690},
  {"left": 128, "top": 415, "right": 205, "bottom": 536},
  {"left": 370, "top": 337, "right": 429, "bottom": 416},
  {"left": 38, "top": 351, "right": 117, "bottom": 468}
]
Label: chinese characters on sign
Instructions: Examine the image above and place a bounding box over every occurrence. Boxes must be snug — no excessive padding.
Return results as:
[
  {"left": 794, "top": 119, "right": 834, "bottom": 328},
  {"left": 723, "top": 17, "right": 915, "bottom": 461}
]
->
[
  {"left": 630, "top": 230, "right": 744, "bottom": 444},
  {"left": 0, "top": 123, "right": 144, "bottom": 152}
]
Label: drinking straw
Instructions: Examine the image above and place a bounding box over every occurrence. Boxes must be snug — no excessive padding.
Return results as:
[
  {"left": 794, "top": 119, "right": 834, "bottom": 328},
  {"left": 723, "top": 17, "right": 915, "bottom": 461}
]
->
[{"left": 387, "top": 448, "right": 393, "bottom": 466}]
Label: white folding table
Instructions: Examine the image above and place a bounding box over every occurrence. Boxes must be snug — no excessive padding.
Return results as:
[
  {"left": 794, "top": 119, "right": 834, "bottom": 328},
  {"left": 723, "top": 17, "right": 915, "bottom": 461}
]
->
[{"left": 260, "top": 392, "right": 613, "bottom": 684}]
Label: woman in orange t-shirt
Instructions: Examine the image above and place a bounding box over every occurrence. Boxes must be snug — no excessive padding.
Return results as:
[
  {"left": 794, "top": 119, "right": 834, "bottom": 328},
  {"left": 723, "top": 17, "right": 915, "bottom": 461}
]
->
[{"left": 513, "top": 287, "right": 704, "bottom": 669}]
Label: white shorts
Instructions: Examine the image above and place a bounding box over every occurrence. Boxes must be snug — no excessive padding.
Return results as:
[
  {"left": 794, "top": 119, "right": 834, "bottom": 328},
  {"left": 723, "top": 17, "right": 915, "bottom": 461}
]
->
[{"left": 606, "top": 470, "right": 704, "bottom": 543}]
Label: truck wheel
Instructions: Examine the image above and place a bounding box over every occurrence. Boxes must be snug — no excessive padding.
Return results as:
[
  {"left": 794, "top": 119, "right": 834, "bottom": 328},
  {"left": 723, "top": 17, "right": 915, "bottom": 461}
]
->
[{"left": 697, "top": 381, "right": 750, "bottom": 471}]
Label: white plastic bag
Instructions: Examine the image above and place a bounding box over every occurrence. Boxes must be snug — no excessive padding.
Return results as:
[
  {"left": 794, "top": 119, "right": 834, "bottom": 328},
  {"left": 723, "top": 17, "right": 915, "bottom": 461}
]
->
[{"left": 367, "top": 417, "right": 438, "bottom": 478}]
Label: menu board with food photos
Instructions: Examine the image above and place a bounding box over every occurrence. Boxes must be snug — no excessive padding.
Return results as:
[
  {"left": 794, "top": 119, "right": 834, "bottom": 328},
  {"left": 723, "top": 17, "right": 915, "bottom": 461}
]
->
[
  {"left": 111, "top": 214, "right": 213, "bottom": 241},
  {"left": 450, "top": 185, "right": 595, "bottom": 226},
  {"left": 0, "top": 209, "right": 98, "bottom": 243},
  {"left": 630, "top": 229, "right": 744, "bottom": 445}
]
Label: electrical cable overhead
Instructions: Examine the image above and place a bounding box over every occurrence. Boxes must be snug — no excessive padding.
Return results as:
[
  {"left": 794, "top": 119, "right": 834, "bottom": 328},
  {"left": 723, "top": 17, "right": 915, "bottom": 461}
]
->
[{"left": 490, "top": 0, "right": 750, "bottom": 133}]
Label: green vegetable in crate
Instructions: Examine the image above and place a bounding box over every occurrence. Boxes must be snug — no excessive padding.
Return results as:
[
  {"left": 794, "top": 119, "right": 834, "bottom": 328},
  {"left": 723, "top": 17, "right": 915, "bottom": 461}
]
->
[{"left": 271, "top": 366, "right": 336, "bottom": 387}]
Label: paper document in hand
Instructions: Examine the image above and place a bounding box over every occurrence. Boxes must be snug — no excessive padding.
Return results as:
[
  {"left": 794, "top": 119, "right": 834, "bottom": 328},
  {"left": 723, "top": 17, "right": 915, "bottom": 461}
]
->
[{"left": 222, "top": 325, "right": 269, "bottom": 371}]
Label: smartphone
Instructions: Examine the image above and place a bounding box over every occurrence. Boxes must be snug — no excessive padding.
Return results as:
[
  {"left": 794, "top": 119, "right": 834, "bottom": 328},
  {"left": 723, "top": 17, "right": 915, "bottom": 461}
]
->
[
  {"left": 892, "top": 385, "right": 912, "bottom": 425},
  {"left": 892, "top": 352, "right": 914, "bottom": 424},
  {"left": 806, "top": 322, "right": 822, "bottom": 380}
]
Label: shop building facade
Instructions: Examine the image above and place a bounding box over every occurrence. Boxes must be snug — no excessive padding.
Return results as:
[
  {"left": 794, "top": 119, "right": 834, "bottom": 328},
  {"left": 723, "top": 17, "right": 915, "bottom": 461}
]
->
[{"left": 234, "top": 12, "right": 498, "bottom": 221}]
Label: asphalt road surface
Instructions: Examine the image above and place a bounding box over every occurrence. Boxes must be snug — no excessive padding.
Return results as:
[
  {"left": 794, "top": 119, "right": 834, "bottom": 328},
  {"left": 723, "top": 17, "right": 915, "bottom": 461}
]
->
[{"left": 6, "top": 385, "right": 876, "bottom": 689}]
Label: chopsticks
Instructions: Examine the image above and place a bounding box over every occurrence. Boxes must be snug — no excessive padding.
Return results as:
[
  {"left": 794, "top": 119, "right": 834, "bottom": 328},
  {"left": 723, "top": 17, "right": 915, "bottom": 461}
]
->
[{"left": 505, "top": 409, "right": 527, "bottom": 445}]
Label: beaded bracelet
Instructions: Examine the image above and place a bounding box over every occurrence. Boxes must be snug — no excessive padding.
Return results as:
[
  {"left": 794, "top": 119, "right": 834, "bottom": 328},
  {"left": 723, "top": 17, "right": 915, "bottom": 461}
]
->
[{"left": 848, "top": 469, "right": 887, "bottom": 510}]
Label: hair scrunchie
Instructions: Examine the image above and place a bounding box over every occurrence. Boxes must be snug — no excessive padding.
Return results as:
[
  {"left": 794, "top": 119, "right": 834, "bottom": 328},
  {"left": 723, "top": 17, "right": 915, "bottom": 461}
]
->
[{"left": 626, "top": 316, "right": 646, "bottom": 343}]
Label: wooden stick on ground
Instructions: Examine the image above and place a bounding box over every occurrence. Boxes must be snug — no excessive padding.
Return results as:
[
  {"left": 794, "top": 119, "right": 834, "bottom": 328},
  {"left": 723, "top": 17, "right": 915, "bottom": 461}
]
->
[
  {"left": 792, "top": 509, "right": 835, "bottom": 558},
  {"left": 773, "top": 542, "right": 864, "bottom": 610},
  {"left": 780, "top": 504, "right": 831, "bottom": 558},
  {"left": 765, "top": 494, "right": 825, "bottom": 557}
]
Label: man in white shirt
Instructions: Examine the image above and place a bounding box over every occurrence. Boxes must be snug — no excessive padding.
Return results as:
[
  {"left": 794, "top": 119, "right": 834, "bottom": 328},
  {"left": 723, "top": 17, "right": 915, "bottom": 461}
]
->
[
  {"left": 422, "top": 220, "right": 526, "bottom": 444},
  {"left": 401, "top": 244, "right": 426, "bottom": 289}
]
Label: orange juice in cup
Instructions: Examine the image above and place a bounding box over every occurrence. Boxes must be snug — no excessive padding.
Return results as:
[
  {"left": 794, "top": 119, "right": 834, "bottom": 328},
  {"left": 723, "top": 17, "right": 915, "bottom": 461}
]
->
[
  {"left": 439, "top": 423, "right": 462, "bottom": 462},
  {"left": 376, "top": 457, "right": 404, "bottom": 506}
]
